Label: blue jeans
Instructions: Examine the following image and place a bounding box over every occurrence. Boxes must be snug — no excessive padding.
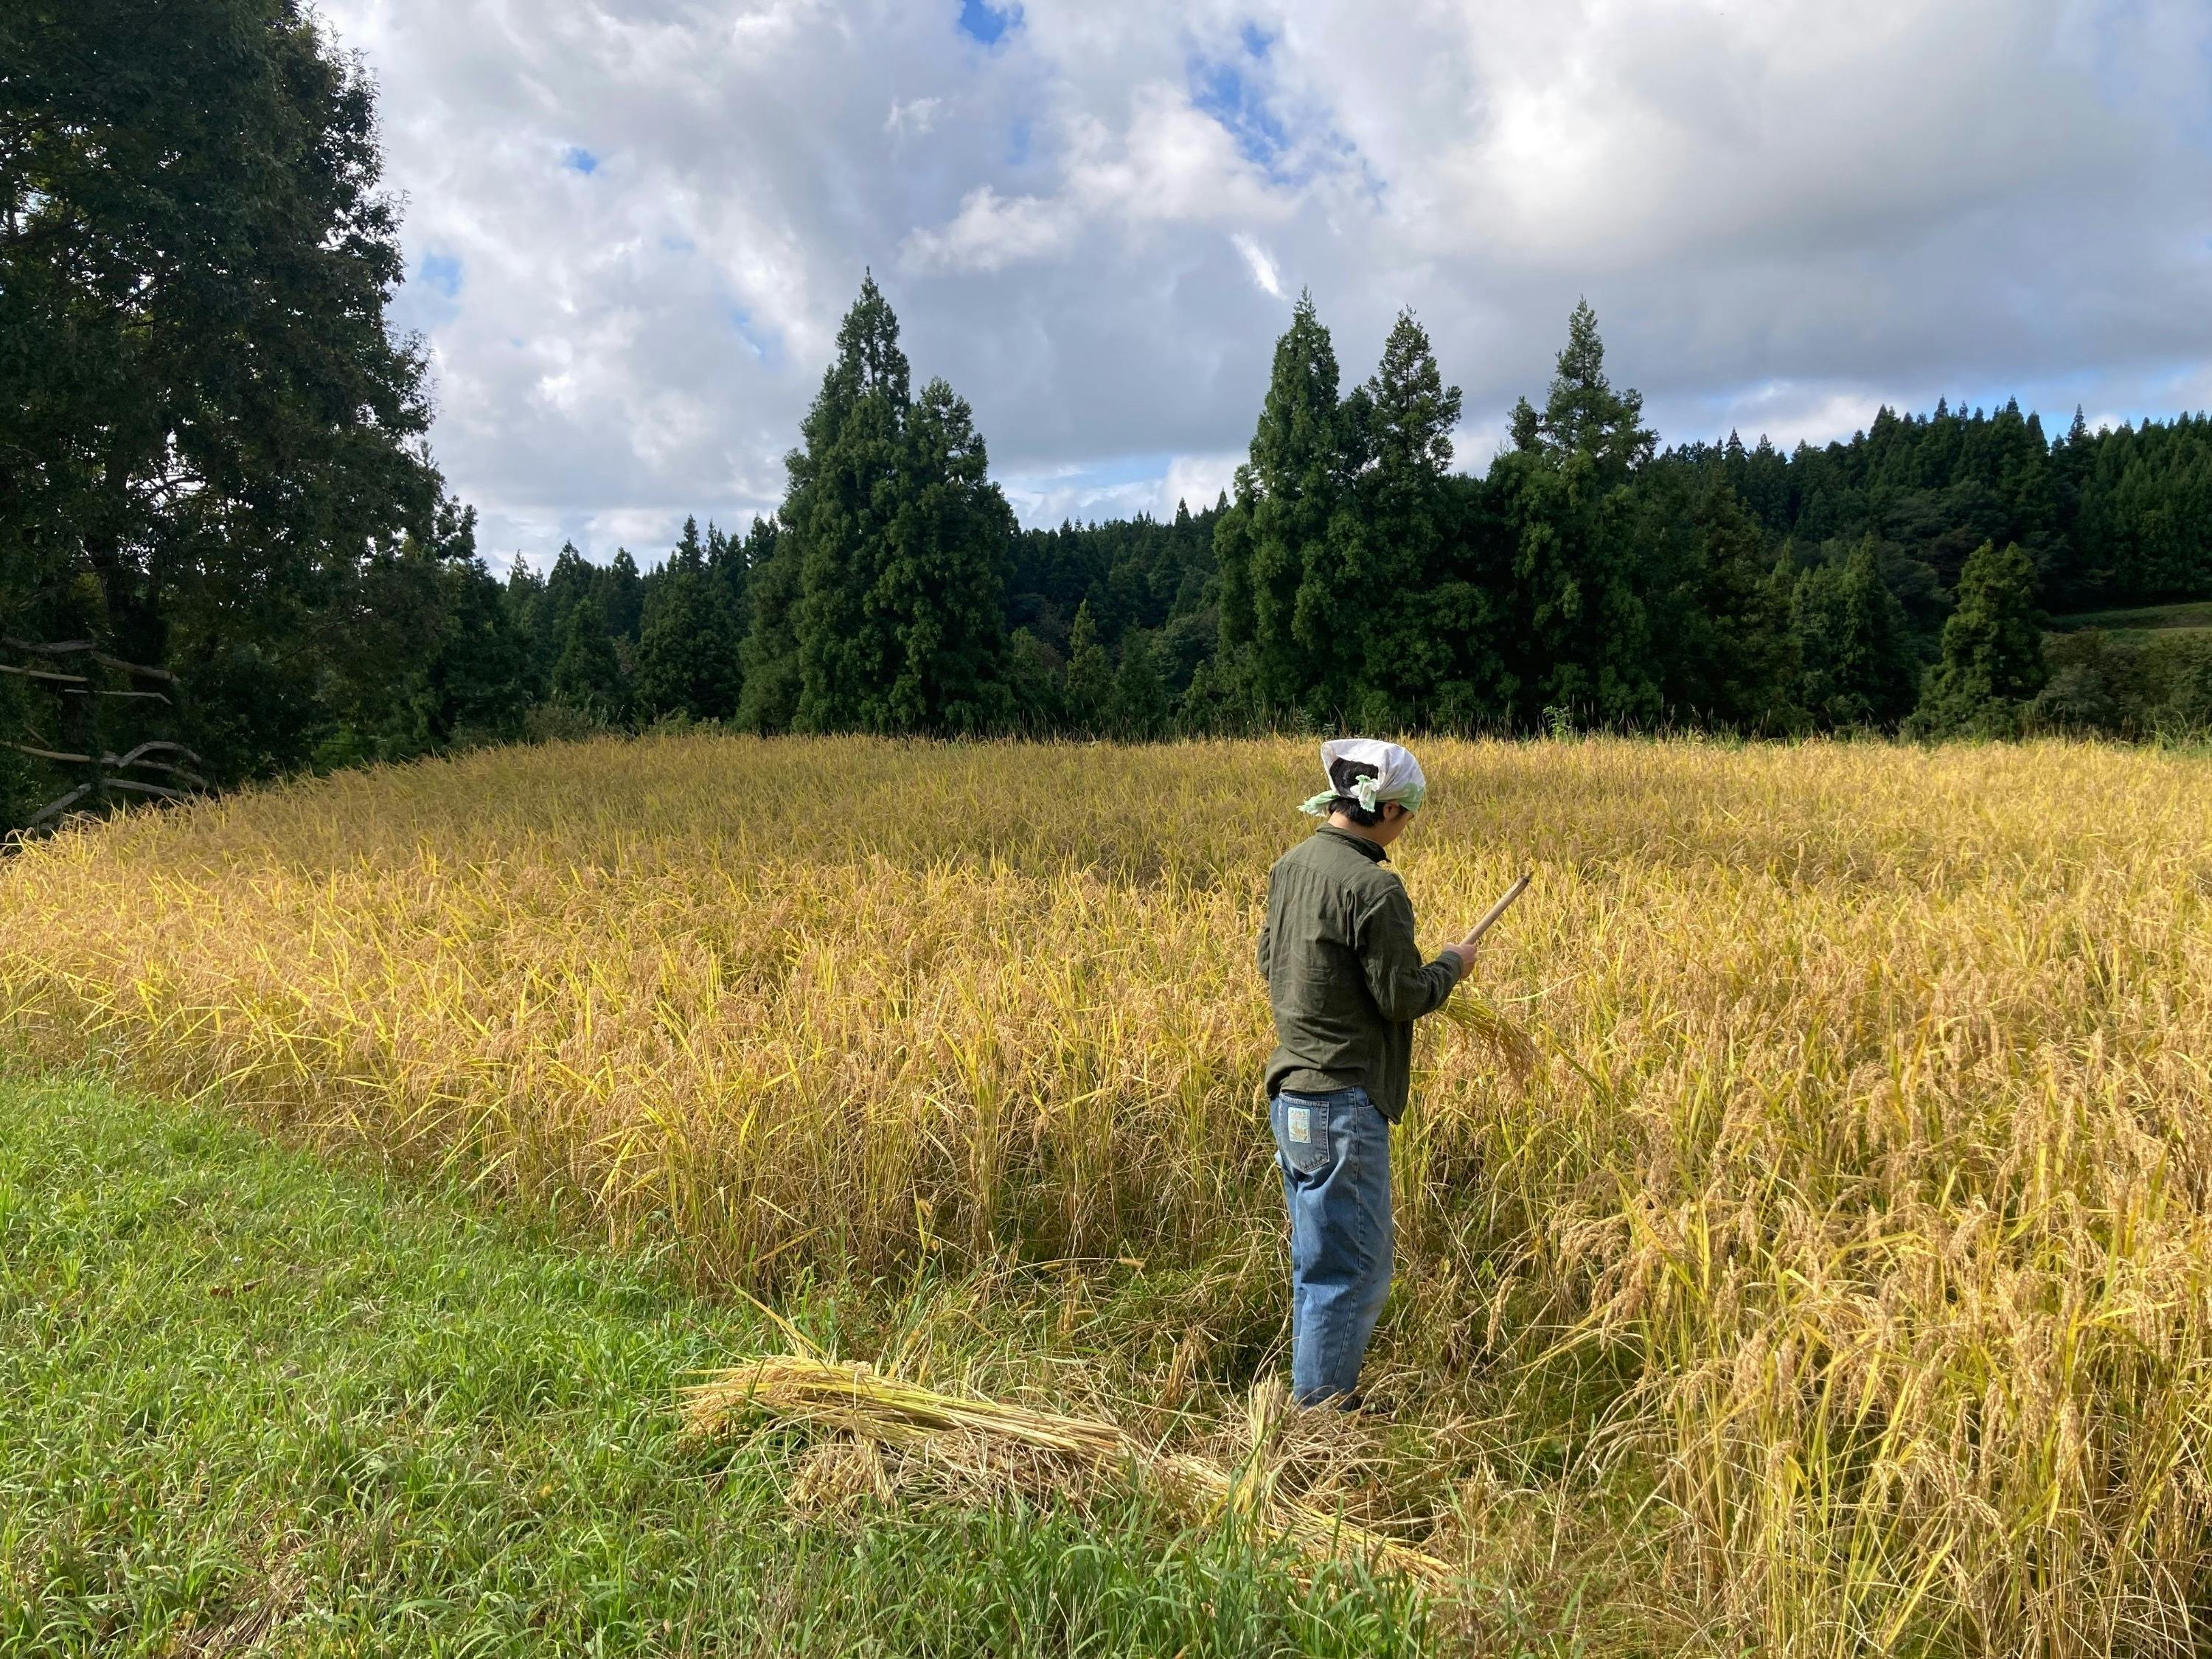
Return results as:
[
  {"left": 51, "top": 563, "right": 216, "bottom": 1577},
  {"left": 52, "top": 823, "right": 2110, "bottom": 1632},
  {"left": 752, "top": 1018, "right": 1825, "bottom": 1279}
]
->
[{"left": 1270, "top": 1086, "right": 1393, "bottom": 1407}]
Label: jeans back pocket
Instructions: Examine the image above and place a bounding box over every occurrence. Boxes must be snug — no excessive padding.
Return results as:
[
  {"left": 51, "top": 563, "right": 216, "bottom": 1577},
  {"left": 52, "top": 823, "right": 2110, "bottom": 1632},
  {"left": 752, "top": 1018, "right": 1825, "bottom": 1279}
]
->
[{"left": 1273, "top": 1092, "right": 1334, "bottom": 1177}]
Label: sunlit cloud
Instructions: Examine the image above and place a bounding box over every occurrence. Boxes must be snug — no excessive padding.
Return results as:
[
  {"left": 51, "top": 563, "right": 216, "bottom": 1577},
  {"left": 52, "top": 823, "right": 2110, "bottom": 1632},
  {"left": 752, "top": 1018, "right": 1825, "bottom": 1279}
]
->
[{"left": 325, "top": 0, "right": 2212, "bottom": 564}]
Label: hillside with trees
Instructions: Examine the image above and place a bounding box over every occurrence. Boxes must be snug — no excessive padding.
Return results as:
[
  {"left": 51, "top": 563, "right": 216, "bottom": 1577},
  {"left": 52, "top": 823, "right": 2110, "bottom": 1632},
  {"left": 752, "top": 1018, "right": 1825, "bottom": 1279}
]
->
[
  {"left": 6, "top": 0, "right": 2211, "bottom": 834},
  {"left": 467, "top": 287, "right": 2212, "bottom": 757}
]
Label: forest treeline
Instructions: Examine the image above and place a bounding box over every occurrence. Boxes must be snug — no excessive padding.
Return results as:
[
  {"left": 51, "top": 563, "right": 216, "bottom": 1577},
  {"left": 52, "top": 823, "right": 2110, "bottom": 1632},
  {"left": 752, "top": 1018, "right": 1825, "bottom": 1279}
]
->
[
  {"left": 495, "top": 285, "right": 2212, "bottom": 751},
  {"left": 6, "top": 0, "right": 2211, "bottom": 832}
]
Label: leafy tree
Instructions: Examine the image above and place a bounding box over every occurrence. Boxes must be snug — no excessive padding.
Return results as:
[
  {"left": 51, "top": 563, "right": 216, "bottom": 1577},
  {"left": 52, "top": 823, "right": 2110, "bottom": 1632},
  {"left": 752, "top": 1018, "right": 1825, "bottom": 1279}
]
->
[
  {"left": 1, "top": 0, "right": 439, "bottom": 785},
  {"left": 1909, "top": 540, "right": 2047, "bottom": 737}
]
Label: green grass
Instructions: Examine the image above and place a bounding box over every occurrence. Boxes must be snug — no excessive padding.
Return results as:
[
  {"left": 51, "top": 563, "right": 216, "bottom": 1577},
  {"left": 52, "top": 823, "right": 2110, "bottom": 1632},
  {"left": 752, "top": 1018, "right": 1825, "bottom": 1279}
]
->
[
  {"left": 2045, "top": 599, "right": 2212, "bottom": 639},
  {"left": 0, "top": 1075, "right": 1453, "bottom": 1658}
]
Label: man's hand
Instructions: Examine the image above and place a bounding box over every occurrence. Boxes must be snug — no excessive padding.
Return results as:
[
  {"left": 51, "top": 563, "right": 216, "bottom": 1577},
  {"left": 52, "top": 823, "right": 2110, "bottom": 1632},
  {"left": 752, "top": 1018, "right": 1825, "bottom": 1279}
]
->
[{"left": 1441, "top": 936, "right": 1481, "bottom": 978}]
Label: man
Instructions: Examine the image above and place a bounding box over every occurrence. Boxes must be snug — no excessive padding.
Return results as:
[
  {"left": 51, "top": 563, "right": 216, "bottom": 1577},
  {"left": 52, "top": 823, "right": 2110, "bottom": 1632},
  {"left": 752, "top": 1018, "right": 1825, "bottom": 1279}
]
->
[{"left": 1256, "top": 738, "right": 1485, "bottom": 1410}]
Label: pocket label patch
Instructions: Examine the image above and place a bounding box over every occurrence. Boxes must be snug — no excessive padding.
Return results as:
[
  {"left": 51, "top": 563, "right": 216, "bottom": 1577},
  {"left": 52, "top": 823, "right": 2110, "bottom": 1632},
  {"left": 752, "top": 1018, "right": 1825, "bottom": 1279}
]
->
[{"left": 1286, "top": 1105, "right": 1312, "bottom": 1144}]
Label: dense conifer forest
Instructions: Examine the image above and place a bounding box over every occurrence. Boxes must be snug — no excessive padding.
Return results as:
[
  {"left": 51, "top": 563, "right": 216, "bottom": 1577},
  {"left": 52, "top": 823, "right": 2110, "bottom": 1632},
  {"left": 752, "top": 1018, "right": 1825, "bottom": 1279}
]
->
[{"left": 6, "top": 0, "right": 2211, "bottom": 832}]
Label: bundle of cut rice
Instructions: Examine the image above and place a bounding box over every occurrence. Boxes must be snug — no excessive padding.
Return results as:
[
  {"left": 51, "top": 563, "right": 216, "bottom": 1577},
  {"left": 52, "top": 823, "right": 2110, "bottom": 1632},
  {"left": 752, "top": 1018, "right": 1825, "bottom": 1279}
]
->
[
  {"left": 682, "top": 1354, "right": 1455, "bottom": 1591},
  {"left": 1436, "top": 990, "right": 1542, "bottom": 1079}
]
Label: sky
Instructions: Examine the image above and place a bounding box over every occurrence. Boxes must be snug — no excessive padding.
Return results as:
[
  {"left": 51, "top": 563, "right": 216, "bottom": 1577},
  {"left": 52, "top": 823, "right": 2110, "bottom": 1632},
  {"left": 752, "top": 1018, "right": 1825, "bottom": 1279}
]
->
[{"left": 323, "top": 0, "right": 2212, "bottom": 569}]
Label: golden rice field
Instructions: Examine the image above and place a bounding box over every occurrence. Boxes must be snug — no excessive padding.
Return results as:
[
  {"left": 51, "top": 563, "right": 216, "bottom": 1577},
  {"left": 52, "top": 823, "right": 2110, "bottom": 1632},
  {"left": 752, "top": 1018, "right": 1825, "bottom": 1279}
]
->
[{"left": 4, "top": 733, "right": 2211, "bottom": 1655}]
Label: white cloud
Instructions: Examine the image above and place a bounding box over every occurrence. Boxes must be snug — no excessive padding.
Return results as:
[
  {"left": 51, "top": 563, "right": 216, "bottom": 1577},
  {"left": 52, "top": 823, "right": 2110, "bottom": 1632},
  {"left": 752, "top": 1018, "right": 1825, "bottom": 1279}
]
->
[
  {"left": 904, "top": 187, "right": 1074, "bottom": 273},
  {"left": 1233, "top": 234, "right": 1284, "bottom": 299},
  {"left": 323, "top": 0, "right": 2212, "bottom": 565},
  {"left": 1163, "top": 451, "right": 1242, "bottom": 516},
  {"left": 886, "top": 96, "right": 942, "bottom": 138}
]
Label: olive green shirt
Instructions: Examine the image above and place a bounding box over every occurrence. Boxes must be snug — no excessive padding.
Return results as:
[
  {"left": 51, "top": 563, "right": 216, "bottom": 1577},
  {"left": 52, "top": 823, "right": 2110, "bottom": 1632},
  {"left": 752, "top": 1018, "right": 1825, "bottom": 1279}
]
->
[{"left": 1256, "top": 825, "right": 1462, "bottom": 1123}]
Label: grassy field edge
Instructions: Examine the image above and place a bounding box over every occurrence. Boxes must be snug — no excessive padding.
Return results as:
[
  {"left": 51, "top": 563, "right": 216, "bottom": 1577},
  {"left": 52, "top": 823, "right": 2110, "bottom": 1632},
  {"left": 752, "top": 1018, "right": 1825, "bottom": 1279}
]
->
[{"left": 0, "top": 1073, "right": 1458, "bottom": 1658}]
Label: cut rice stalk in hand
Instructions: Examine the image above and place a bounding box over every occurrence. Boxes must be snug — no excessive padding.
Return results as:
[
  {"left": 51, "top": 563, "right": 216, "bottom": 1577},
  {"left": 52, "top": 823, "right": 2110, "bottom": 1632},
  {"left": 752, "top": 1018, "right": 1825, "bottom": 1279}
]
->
[
  {"left": 1437, "top": 991, "right": 1542, "bottom": 1079},
  {"left": 682, "top": 1354, "right": 1456, "bottom": 1591}
]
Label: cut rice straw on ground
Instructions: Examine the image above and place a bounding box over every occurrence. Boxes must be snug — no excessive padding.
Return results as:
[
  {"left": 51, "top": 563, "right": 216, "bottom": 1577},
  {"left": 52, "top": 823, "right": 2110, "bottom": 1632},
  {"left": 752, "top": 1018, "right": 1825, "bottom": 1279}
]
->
[{"left": 683, "top": 1354, "right": 1456, "bottom": 1592}]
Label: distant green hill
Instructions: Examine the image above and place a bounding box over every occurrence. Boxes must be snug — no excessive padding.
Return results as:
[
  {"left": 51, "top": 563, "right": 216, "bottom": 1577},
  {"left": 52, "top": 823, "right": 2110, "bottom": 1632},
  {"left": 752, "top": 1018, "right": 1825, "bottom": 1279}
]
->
[{"left": 2047, "top": 600, "right": 2212, "bottom": 641}]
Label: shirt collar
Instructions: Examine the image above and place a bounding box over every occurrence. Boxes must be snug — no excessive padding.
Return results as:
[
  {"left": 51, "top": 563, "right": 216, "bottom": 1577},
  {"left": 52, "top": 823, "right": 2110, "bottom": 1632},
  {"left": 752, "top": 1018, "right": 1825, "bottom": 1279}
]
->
[{"left": 1315, "top": 824, "right": 1388, "bottom": 863}]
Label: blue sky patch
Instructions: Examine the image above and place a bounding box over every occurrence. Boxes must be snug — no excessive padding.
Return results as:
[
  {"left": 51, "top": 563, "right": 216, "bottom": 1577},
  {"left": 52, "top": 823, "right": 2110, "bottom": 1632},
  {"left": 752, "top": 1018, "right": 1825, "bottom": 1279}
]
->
[
  {"left": 729, "top": 307, "right": 778, "bottom": 366},
  {"left": 1190, "top": 32, "right": 1290, "bottom": 172},
  {"left": 959, "top": 0, "right": 1018, "bottom": 46},
  {"left": 563, "top": 146, "right": 599, "bottom": 175},
  {"left": 420, "top": 252, "right": 463, "bottom": 298}
]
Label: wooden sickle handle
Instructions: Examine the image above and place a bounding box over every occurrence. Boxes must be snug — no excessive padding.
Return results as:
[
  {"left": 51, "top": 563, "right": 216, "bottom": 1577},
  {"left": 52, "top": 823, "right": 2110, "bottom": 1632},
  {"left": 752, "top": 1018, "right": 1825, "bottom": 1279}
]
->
[{"left": 1463, "top": 872, "right": 1531, "bottom": 947}]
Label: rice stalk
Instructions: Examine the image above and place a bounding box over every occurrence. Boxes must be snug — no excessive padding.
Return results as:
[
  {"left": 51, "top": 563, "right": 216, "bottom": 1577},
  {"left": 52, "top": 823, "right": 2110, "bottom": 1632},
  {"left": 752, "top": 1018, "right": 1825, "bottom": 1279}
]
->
[
  {"left": 682, "top": 1353, "right": 1457, "bottom": 1590},
  {"left": 1436, "top": 988, "right": 1542, "bottom": 1079}
]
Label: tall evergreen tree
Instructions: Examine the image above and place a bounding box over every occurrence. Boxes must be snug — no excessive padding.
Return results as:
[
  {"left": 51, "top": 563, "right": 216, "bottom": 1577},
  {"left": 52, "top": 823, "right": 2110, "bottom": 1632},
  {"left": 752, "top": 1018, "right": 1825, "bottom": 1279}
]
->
[
  {"left": 735, "top": 520, "right": 801, "bottom": 733},
  {"left": 869, "top": 378, "right": 1014, "bottom": 732},
  {"left": 549, "top": 591, "right": 629, "bottom": 724},
  {"left": 1108, "top": 630, "right": 1171, "bottom": 739},
  {"left": 1510, "top": 299, "right": 1656, "bottom": 485},
  {"left": 1063, "top": 600, "right": 1113, "bottom": 734},
  {"left": 1909, "top": 540, "right": 2048, "bottom": 737},
  {"left": 534, "top": 542, "right": 597, "bottom": 676},
  {"left": 1644, "top": 473, "right": 1799, "bottom": 730},
  {"left": 1350, "top": 310, "right": 1465, "bottom": 725},
  {"left": 1001, "top": 628, "right": 1065, "bottom": 732},
  {"left": 705, "top": 520, "right": 754, "bottom": 652},
  {"left": 504, "top": 556, "right": 548, "bottom": 654},
  {"left": 783, "top": 276, "right": 912, "bottom": 730},
  {"left": 1225, "top": 292, "right": 1351, "bottom": 714},
  {"left": 635, "top": 516, "right": 741, "bottom": 722},
  {"left": 765, "top": 276, "right": 1013, "bottom": 734},
  {"left": 365, "top": 499, "right": 535, "bottom": 754},
  {"left": 602, "top": 549, "right": 645, "bottom": 641},
  {"left": 1490, "top": 302, "right": 1661, "bottom": 727},
  {"left": 1790, "top": 540, "right": 1919, "bottom": 728},
  {"left": 415, "top": 537, "right": 537, "bottom": 747}
]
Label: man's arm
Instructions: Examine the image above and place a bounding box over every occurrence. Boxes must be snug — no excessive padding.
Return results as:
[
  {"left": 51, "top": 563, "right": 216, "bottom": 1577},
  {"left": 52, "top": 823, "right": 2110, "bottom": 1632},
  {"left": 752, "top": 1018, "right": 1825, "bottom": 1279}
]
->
[
  {"left": 1256, "top": 885, "right": 1274, "bottom": 983},
  {"left": 1358, "top": 884, "right": 1461, "bottom": 1023}
]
